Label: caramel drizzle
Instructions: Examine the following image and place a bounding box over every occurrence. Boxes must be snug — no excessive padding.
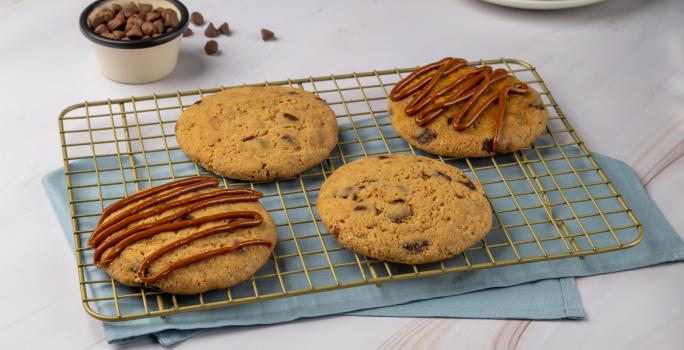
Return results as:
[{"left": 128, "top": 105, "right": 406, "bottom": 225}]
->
[
  {"left": 89, "top": 176, "right": 272, "bottom": 284},
  {"left": 389, "top": 57, "right": 529, "bottom": 152}
]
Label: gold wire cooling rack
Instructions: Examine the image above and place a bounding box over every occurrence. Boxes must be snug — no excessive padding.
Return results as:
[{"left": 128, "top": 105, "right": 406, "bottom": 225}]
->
[{"left": 59, "top": 58, "right": 643, "bottom": 321}]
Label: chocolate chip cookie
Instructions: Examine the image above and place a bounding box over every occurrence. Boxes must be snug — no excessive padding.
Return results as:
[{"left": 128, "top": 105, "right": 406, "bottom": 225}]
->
[
  {"left": 89, "top": 176, "right": 276, "bottom": 294},
  {"left": 388, "top": 57, "right": 548, "bottom": 158},
  {"left": 175, "top": 86, "right": 338, "bottom": 181},
  {"left": 316, "top": 155, "right": 492, "bottom": 265}
]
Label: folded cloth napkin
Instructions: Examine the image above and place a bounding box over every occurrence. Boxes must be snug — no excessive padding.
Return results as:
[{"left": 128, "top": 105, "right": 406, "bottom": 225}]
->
[{"left": 43, "top": 153, "right": 684, "bottom": 346}]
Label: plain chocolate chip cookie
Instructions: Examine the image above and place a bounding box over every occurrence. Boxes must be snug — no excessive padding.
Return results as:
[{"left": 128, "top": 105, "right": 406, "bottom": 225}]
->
[
  {"left": 175, "top": 86, "right": 338, "bottom": 181},
  {"left": 316, "top": 154, "right": 492, "bottom": 265}
]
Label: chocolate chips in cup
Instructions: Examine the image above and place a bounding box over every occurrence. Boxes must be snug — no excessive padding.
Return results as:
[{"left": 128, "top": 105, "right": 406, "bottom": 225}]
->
[{"left": 89, "top": 2, "right": 179, "bottom": 40}]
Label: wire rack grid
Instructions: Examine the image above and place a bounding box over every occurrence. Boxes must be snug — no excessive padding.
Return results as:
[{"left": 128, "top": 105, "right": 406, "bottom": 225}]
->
[{"left": 58, "top": 58, "right": 643, "bottom": 321}]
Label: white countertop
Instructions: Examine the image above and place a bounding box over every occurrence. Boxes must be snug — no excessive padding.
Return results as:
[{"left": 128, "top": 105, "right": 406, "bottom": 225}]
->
[{"left": 1, "top": 0, "right": 683, "bottom": 348}]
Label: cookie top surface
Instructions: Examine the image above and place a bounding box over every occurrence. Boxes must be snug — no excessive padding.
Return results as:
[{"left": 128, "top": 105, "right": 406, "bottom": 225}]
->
[
  {"left": 316, "top": 155, "right": 492, "bottom": 265},
  {"left": 388, "top": 57, "right": 548, "bottom": 158},
  {"left": 175, "top": 86, "right": 338, "bottom": 181},
  {"left": 89, "top": 176, "right": 276, "bottom": 295}
]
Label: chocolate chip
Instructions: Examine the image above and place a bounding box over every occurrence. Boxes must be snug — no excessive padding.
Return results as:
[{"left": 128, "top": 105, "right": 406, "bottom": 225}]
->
[
  {"left": 416, "top": 128, "right": 436, "bottom": 144},
  {"left": 112, "top": 30, "right": 125, "bottom": 39},
  {"left": 139, "top": 3, "right": 153, "bottom": 15},
  {"left": 435, "top": 170, "right": 452, "bottom": 181},
  {"left": 378, "top": 155, "right": 389, "bottom": 159},
  {"left": 123, "top": 1, "right": 139, "bottom": 17},
  {"left": 218, "top": 22, "right": 230, "bottom": 35},
  {"left": 331, "top": 226, "right": 341, "bottom": 238},
  {"left": 141, "top": 21, "right": 154, "bottom": 35},
  {"left": 241, "top": 135, "right": 256, "bottom": 142},
  {"left": 94, "top": 23, "right": 109, "bottom": 35},
  {"left": 191, "top": 11, "right": 205, "bottom": 25},
  {"left": 152, "top": 19, "right": 164, "bottom": 34},
  {"left": 529, "top": 102, "right": 545, "bottom": 110},
  {"left": 107, "top": 12, "right": 126, "bottom": 31},
  {"left": 183, "top": 27, "right": 193, "bottom": 37},
  {"left": 402, "top": 240, "right": 429, "bottom": 253},
  {"left": 458, "top": 178, "right": 476, "bottom": 191},
  {"left": 162, "top": 8, "right": 179, "bottom": 27},
  {"left": 384, "top": 203, "right": 411, "bottom": 223},
  {"left": 125, "top": 25, "right": 143, "bottom": 39},
  {"left": 482, "top": 138, "right": 494, "bottom": 154},
  {"left": 338, "top": 187, "right": 353, "bottom": 199},
  {"left": 146, "top": 11, "right": 160, "bottom": 22},
  {"left": 353, "top": 205, "right": 367, "bottom": 211},
  {"left": 205, "top": 22, "right": 219, "bottom": 37},
  {"left": 280, "top": 134, "right": 299, "bottom": 147},
  {"left": 204, "top": 40, "right": 219, "bottom": 55},
  {"left": 111, "top": 3, "right": 122, "bottom": 13},
  {"left": 261, "top": 28, "right": 275, "bottom": 41},
  {"left": 283, "top": 113, "right": 299, "bottom": 121},
  {"left": 100, "top": 32, "right": 118, "bottom": 39},
  {"left": 90, "top": 9, "right": 114, "bottom": 28},
  {"left": 193, "top": 99, "right": 202, "bottom": 105}
]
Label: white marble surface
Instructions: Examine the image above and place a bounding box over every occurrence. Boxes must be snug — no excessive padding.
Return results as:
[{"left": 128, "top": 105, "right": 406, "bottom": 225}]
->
[{"left": 1, "top": 0, "right": 683, "bottom": 348}]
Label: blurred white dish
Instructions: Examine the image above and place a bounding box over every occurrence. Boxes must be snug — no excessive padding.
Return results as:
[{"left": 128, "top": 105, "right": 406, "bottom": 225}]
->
[{"left": 481, "top": 0, "right": 605, "bottom": 10}]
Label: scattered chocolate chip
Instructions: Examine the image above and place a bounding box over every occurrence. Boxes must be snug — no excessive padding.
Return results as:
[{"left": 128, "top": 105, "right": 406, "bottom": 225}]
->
[
  {"left": 162, "top": 8, "right": 179, "bottom": 27},
  {"left": 529, "top": 102, "right": 545, "bottom": 110},
  {"left": 193, "top": 99, "right": 202, "bottom": 105},
  {"left": 384, "top": 203, "right": 412, "bottom": 223},
  {"left": 204, "top": 40, "right": 218, "bottom": 55},
  {"left": 261, "top": 28, "right": 275, "bottom": 41},
  {"left": 402, "top": 240, "right": 430, "bottom": 253},
  {"left": 218, "top": 22, "right": 230, "bottom": 35},
  {"left": 435, "top": 170, "right": 452, "bottom": 181},
  {"left": 353, "top": 205, "right": 367, "bottom": 211},
  {"left": 458, "top": 178, "right": 476, "bottom": 191},
  {"left": 482, "top": 138, "right": 494, "bottom": 154},
  {"left": 416, "top": 128, "right": 437, "bottom": 144},
  {"left": 205, "top": 22, "right": 219, "bottom": 37},
  {"left": 190, "top": 11, "right": 205, "bottom": 25},
  {"left": 282, "top": 113, "right": 299, "bottom": 121},
  {"left": 378, "top": 155, "right": 389, "bottom": 159},
  {"left": 183, "top": 27, "right": 193, "bottom": 37}
]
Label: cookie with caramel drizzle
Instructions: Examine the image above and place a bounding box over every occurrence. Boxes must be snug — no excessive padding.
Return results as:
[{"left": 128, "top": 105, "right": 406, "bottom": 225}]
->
[
  {"left": 89, "top": 176, "right": 276, "bottom": 294},
  {"left": 388, "top": 57, "right": 548, "bottom": 157}
]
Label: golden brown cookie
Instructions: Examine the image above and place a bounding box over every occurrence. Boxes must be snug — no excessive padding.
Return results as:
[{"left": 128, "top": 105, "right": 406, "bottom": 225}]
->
[
  {"left": 316, "top": 155, "right": 492, "bottom": 265},
  {"left": 89, "top": 176, "right": 276, "bottom": 294},
  {"left": 388, "top": 57, "right": 547, "bottom": 158},
  {"left": 175, "top": 86, "right": 338, "bottom": 181}
]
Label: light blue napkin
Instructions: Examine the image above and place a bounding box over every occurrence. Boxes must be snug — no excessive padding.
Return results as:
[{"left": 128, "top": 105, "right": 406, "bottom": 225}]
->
[{"left": 43, "top": 153, "right": 684, "bottom": 346}]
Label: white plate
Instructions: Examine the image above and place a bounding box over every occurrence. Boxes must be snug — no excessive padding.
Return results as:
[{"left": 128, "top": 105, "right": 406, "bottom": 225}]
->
[{"left": 481, "top": 0, "right": 605, "bottom": 10}]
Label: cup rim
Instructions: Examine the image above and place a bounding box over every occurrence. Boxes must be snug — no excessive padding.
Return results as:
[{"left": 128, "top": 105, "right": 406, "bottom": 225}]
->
[{"left": 80, "top": 0, "right": 189, "bottom": 49}]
